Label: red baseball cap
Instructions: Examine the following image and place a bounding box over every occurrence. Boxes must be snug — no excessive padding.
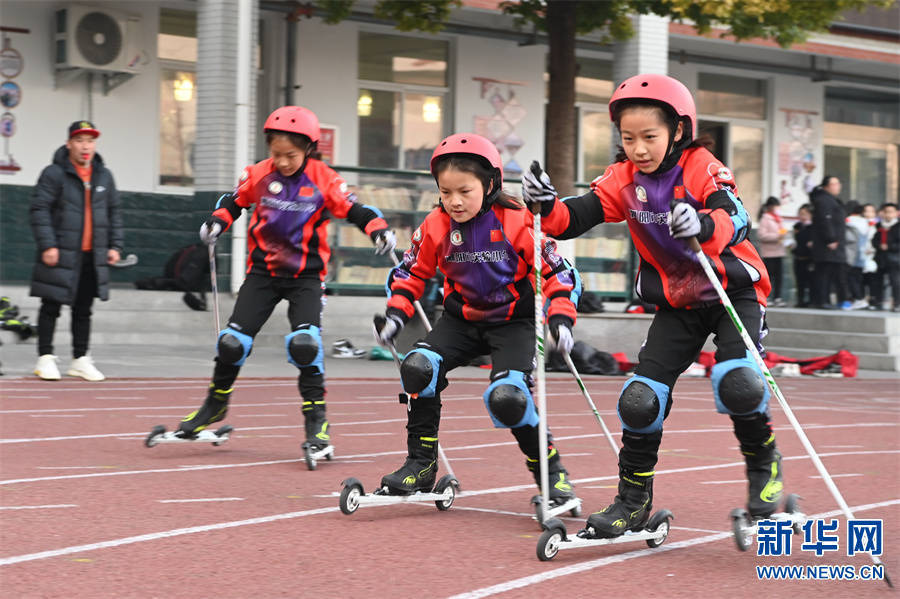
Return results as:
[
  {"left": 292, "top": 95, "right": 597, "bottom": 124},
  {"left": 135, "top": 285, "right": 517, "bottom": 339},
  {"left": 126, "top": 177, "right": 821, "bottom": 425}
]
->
[{"left": 68, "top": 120, "right": 100, "bottom": 139}]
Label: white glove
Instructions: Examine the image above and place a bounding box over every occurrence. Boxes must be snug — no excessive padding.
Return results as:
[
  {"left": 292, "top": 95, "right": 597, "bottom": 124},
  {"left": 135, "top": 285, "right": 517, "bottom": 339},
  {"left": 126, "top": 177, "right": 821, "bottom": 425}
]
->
[
  {"left": 373, "top": 313, "right": 404, "bottom": 347},
  {"left": 373, "top": 229, "right": 397, "bottom": 256},
  {"left": 549, "top": 318, "right": 574, "bottom": 355},
  {"left": 669, "top": 202, "right": 701, "bottom": 239},
  {"left": 199, "top": 217, "right": 225, "bottom": 245},
  {"left": 522, "top": 161, "right": 558, "bottom": 208}
]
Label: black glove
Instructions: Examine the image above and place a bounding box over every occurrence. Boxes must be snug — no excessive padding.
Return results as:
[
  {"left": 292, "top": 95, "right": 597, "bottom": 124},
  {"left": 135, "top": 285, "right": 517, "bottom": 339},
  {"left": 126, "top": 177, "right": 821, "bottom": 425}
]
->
[
  {"left": 669, "top": 202, "right": 701, "bottom": 239},
  {"left": 371, "top": 229, "right": 397, "bottom": 256},
  {"left": 199, "top": 216, "right": 227, "bottom": 245},
  {"left": 522, "top": 161, "right": 558, "bottom": 216},
  {"left": 548, "top": 315, "right": 574, "bottom": 355},
  {"left": 373, "top": 310, "right": 405, "bottom": 347}
]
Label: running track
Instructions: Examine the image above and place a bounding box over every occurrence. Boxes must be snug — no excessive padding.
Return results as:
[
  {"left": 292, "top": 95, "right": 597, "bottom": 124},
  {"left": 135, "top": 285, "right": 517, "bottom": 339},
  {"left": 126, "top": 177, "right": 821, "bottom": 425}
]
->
[{"left": 1, "top": 375, "right": 898, "bottom": 598}]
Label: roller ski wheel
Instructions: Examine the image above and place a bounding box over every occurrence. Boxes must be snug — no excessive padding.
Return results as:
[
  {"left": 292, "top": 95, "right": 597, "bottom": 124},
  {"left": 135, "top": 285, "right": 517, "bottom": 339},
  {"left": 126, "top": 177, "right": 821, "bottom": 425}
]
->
[
  {"left": 730, "top": 493, "right": 805, "bottom": 552},
  {"left": 144, "top": 424, "right": 233, "bottom": 448},
  {"left": 339, "top": 478, "right": 364, "bottom": 515},
  {"left": 302, "top": 442, "right": 335, "bottom": 471},
  {"left": 731, "top": 508, "right": 754, "bottom": 551},
  {"left": 536, "top": 518, "right": 568, "bottom": 561},
  {"left": 645, "top": 509, "right": 674, "bottom": 548},
  {"left": 433, "top": 474, "right": 460, "bottom": 511}
]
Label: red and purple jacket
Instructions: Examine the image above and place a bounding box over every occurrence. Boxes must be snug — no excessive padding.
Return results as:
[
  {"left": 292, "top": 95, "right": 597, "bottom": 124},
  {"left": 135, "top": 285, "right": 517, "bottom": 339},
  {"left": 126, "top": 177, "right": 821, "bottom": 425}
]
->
[
  {"left": 212, "top": 158, "right": 388, "bottom": 280},
  {"left": 387, "top": 204, "right": 581, "bottom": 325},
  {"left": 542, "top": 146, "right": 770, "bottom": 309}
]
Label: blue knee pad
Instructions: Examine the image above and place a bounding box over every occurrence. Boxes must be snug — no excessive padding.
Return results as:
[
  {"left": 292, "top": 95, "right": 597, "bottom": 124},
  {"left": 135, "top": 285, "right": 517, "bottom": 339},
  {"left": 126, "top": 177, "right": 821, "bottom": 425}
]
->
[
  {"left": 285, "top": 325, "right": 323, "bottom": 374},
  {"left": 217, "top": 327, "right": 253, "bottom": 366},
  {"left": 400, "top": 347, "right": 442, "bottom": 397},
  {"left": 712, "top": 351, "right": 770, "bottom": 416},
  {"left": 483, "top": 370, "right": 539, "bottom": 429},
  {"left": 617, "top": 375, "right": 669, "bottom": 434}
]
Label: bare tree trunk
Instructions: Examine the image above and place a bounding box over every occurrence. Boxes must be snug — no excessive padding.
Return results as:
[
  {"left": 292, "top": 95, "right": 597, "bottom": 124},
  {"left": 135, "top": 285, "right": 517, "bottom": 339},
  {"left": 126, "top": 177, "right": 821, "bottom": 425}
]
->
[{"left": 545, "top": 0, "right": 578, "bottom": 196}]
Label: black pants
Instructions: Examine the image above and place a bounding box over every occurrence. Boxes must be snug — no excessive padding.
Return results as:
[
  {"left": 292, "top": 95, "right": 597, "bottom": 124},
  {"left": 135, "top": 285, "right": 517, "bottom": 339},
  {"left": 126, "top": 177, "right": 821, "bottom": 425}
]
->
[
  {"left": 812, "top": 261, "right": 847, "bottom": 307},
  {"left": 620, "top": 298, "right": 772, "bottom": 475},
  {"left": 211, "top": 274, "right": 325, "bottom": 407},
  {"left": 793, "top": 258, "right": 813, "bottom": 306},
  {"left": 847, "top": 266, "right": 864, "bottom": 301},
  {"left": 37, "top": 252, "right": 97, "bottom": 358},
  {"left": 408, "top": 313, "right": 552, "bottom": 462},
  {"left": 762, "top": 257, "right": 783, "bottom": 300},
  {"left": 886, "top": 264, "right": 900, "bottom": 308}
]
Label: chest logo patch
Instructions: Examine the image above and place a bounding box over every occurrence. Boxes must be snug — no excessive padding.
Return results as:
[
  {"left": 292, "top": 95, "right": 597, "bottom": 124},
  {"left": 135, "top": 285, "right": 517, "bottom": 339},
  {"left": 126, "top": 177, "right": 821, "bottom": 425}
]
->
[
  {"left": 299, "top": 186, "right": 315, "bottom": 197},
  {"left": 635, "top": 185, "right": 647, "bottom": 202},
  {"left": 450, "top": 230, "right": 463, "bottom": 246},
  {"left": 268, "top": 181, "right": 284, "bottom": 194}
]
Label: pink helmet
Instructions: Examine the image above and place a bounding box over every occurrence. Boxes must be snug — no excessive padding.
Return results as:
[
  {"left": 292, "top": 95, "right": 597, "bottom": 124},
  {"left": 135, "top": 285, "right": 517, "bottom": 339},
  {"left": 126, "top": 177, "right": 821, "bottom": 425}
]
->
[
  {"left": 608, "top": 74, "right": 696, "bottom": 142},
  {"left": 430, "top": 133, "right": 503, "bottom": 182},
  {"left": 264, "top": 106, "right": 320, "bottom": 143}
]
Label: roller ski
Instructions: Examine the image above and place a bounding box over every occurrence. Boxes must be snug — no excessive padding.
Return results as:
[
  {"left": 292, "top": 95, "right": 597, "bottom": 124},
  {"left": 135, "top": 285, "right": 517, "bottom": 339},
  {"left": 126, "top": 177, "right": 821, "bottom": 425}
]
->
[
  {"left": 529, "top": 451, "right": 582, "bottom": 521},
  {"left": 145, "top": 385, "right": 234, "bottom": 448},
  {"left": 730, "top": 443, "right": 806, "bottom": 550},
  {"left": 536, "top": 472, "right": 673, "bottom": 561},
  {"left": 339, "top": 435, "right": 459, "bottom": 515},
  {"left": 301, "top": 413, "right": 334, "bottom": 471}
]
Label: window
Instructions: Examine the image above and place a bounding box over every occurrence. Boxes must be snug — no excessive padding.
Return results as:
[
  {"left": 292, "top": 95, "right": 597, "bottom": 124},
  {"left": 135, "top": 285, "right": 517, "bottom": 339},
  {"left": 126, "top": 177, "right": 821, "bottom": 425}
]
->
[
  {"left": 826, "top": 86, "right": 898, "bottom": 129},
  {"left": 358, "top": 33, "right": 449, "bottom": 169},
  {"left": 158, "top": 8, "right": 196, "bottom": 187},
  {"left": 697, "top": 73, "right": 766, "bottom": 120}
]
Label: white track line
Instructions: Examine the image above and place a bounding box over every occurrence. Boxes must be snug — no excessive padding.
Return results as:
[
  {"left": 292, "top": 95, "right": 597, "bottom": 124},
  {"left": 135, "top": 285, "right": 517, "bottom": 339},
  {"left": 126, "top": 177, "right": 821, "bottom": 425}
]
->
[
  {"left": 157, "top": 498, "right": 244, "bottom": 503},
  {"left": 0, "top": 504, "right": 77, "bottom": 510},
  {"left": 446, "top": 499, "right": 900, "bottom": 599},
  {"left": 3, "top": 443, "right": 898, "bottom": 487},
  {"left": 0, "top": 506, "right": 338, "bottom": 566}
]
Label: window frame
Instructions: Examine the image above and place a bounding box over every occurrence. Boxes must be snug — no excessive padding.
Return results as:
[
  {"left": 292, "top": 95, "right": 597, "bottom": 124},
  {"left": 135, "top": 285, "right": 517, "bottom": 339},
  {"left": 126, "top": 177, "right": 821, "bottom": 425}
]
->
[{"left": 356, "top": 29, "right": 452, "bottom": 171}]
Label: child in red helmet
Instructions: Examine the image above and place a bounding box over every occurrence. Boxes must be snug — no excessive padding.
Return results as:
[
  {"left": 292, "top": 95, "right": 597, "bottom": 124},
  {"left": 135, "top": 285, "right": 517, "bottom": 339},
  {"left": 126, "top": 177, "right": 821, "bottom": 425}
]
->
[
  {"left": 523, "top": 74, "right": 780, "bottom": 537},
  {"left": 373, "top": 133, "right": 583, "bottom": 507},
  {"left": 178, "top": 106, "right": 396, "bottom": 457}
]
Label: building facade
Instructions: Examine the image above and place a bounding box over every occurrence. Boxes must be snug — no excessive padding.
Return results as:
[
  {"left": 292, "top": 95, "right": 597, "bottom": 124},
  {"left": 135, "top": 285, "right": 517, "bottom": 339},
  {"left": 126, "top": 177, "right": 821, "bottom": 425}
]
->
[{"left": 1, "top": 0, "right": 897, "bottom": 295}]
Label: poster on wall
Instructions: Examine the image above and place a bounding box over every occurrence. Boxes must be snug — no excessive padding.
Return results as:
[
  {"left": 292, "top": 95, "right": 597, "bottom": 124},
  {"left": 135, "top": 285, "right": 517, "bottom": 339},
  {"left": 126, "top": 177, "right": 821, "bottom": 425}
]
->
[
  {"left": 776, "top": 108, "right": 819, "bottom": 215},
  {"left": 318, "top": 125, "right": 337, "bottom": 165},
  {"left": 0, "top": 28, "right": 26, "bottom": 174},
  {"left": 472, "top": 76, "right": 527, "bottom": 177}
]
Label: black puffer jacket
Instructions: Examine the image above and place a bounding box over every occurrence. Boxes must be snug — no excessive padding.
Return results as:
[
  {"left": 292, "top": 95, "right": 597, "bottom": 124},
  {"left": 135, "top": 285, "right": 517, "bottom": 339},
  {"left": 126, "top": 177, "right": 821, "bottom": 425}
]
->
[
  {"left": 809, "top": 187, "right": 846, "bottom": 263},
  {"left": 29, "top": 146, "right": 124, "bottom": 304}
]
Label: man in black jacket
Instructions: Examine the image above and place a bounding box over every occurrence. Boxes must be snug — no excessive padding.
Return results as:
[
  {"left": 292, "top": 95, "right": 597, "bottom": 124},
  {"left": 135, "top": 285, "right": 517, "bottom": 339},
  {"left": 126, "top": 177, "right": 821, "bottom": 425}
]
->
[
  {"left": 809, "top": 175, "right": 848, "bottom": 309},
  {"left": 30, "top": 120, "right": 124, "bottom": 381}
]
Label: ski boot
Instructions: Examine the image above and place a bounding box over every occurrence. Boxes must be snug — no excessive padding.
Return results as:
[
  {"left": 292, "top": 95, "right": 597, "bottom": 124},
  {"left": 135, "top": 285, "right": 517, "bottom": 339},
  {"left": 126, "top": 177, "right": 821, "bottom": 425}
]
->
[
  {"left": 743, "top": 435, "right": 784, "bottom": 519},
  {"left": 379, "top": 435, "right": 438, "bottom": 495},
  {"left": 177, "top": 385, "right": 232, "bottom": 437},
  {"left": 580, "top": 471, "right": 653, "bottom": 539},
  {"left": 731, "top": 436, "right": 805, "bottom": 551},
  {"left": 301, "top": 410, "right": 334, "bottom": 470},
  {"left": 145, "top": 385, "right": 233, "bottom": 447},
  {"left": 528, "top": 448, "right": 582, "bottom": 519}
]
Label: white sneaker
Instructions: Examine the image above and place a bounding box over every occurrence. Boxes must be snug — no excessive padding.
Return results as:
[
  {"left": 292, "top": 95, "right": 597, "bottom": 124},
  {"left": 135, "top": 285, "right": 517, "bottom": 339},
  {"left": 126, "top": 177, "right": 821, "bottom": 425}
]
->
[
  {"left": 67, "top": 356, "right": 105, "bottom": 381},
  {"left": 850, "top": 299, "right": 869, "bottom": 310},
  {"left": 34, "top": 354, "right": 61, "bottom": 380}
]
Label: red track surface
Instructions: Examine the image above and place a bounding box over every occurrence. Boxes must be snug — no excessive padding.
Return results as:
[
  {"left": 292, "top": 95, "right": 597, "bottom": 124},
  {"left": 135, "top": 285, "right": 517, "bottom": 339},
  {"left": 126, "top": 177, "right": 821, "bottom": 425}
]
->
[{"left": 1, "top": 375, "right": 898, "bottom": 598}]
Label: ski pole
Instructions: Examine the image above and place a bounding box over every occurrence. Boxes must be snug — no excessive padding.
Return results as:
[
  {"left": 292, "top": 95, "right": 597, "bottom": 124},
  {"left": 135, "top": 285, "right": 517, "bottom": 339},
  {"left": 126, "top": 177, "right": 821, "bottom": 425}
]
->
[
  {"left": 562, "top": 352, "right": 619, "bottom": 456},
  {"left": 530, "top": 163, "right": 550, "bottom": 524},
  {"left": 208, "top": 242, "right": 221, "bottom": 338},
  {"left": 682, "top": 232, "right": 891, "bottom": 587}
]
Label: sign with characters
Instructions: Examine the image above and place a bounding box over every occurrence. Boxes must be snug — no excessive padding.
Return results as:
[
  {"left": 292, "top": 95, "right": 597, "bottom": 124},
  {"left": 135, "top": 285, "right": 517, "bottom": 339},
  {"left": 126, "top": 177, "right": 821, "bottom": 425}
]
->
[{"left": 318, "top": 124, "right": 337, "bottom": 164}]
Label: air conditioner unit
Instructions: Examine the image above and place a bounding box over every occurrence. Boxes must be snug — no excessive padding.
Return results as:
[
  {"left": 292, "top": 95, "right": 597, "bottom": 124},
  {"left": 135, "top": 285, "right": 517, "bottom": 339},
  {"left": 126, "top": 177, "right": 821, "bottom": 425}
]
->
[{"left": 55, "top": 6, "right": 142, "bottom": 73}]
